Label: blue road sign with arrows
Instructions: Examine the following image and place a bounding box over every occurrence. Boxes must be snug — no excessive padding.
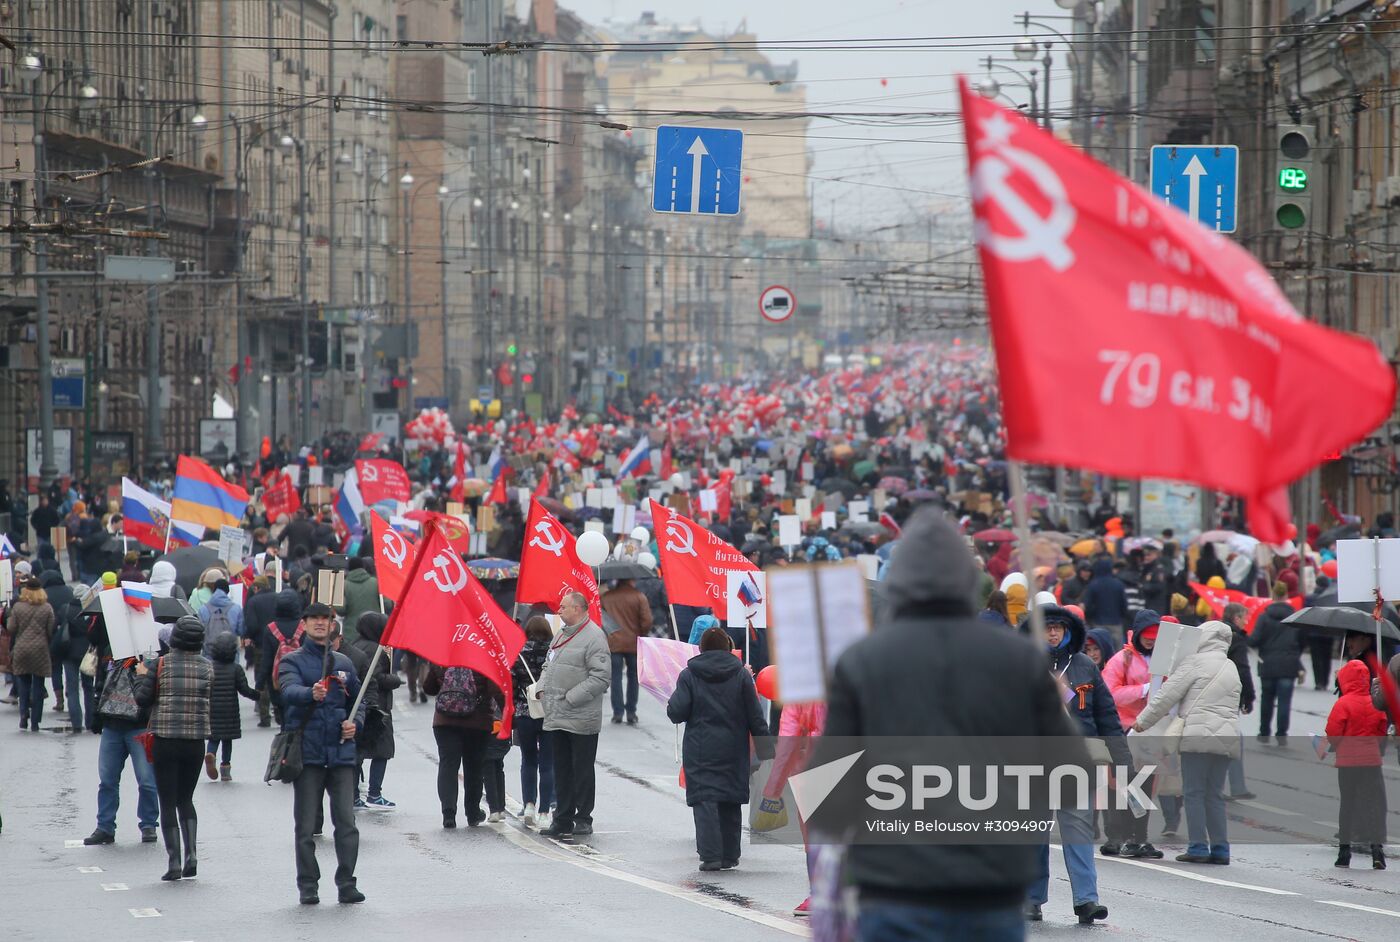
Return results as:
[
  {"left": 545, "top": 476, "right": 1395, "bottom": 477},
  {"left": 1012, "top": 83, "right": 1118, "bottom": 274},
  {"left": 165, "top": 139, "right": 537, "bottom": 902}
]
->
[
  {"left": 1149, "top": 145, "right": 1239, "bottom": 233},
  {"left": 651, "top": 125, "right": 744, "bottom": 216}
]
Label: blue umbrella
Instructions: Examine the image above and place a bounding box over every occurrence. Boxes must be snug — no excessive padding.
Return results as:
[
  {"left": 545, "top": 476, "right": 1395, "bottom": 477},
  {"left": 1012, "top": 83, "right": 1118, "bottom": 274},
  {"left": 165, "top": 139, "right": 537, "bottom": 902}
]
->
[{"left": 467, "top": 557, "right": 520, "bottom": 580}]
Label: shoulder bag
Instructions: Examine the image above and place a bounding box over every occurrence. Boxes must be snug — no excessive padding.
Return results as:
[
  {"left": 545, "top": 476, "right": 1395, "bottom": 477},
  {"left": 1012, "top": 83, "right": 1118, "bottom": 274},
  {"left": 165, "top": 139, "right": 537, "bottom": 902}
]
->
[
  {"left": 1164, "top": 661, "right": 1233, "bottom": 754},
  {"left": 265, "top": 694, "right": 316, "bottom": 785},
  {"left": 134, "top": 658, "right": 162, "bottom": 763}
]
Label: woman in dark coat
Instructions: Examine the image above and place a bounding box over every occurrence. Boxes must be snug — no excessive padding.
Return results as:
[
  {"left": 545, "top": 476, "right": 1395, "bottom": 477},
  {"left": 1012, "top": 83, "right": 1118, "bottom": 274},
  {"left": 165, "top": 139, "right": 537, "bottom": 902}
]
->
[
  {"left": 666, "top": 626, "right": 772, "bottom": 871},
  {"left": 205, "top": 632, "right": 257, "bottom": 782},
  {"left": 350, "top": 612, "right": 401, "bottom": 808},
  {"left": 42, "top": 569, "right": 92, "bottom": 731}
]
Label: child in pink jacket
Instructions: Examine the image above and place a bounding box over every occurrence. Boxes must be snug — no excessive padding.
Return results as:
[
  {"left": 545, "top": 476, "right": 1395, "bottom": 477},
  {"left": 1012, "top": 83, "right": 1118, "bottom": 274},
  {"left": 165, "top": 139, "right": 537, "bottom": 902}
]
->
[{"left": 1099, "top": 612, "right": 1162, "bottom": 858}]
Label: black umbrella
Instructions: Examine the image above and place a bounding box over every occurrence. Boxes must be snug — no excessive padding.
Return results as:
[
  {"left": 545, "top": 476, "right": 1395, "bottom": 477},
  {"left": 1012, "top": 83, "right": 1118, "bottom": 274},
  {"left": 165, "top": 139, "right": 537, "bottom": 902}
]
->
[
  {"left": 158, "top": 545, "right": 224, "bottom": 593},
  {"left": 1318, "top": 524, "right": 1362, "bottom": 545},
  {"left": 599, "top": 560, "right": 653, "bottom": 581},
  {"left": 1282, "top": 606, "right": 1400, "bottom": 642},
  {"left": 83, "top": 592, "right": 194, "bottom": 623}
]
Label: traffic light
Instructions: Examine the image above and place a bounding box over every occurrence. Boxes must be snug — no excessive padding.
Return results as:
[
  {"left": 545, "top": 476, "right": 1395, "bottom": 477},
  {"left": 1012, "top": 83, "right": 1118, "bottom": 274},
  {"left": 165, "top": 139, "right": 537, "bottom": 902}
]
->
[
  {"left": 506, "top": 343, "right": 518, "bottom": 357},
  {"left": 1273, "top": 124, "right": 1314, "bottom": 231}
]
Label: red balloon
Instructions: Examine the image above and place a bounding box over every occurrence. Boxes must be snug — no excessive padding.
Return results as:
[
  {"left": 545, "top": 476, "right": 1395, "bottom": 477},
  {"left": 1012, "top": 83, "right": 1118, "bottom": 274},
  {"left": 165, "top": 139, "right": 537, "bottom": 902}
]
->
[
  {"left": 755, "top": 665, "right": 778, "bottom": 700},
  {"left": 1321, "top": 559, "right": 1339, "bottom": 578},
  {"left": 1285, "top": 523, "right": 1298, "bottom": 541}
]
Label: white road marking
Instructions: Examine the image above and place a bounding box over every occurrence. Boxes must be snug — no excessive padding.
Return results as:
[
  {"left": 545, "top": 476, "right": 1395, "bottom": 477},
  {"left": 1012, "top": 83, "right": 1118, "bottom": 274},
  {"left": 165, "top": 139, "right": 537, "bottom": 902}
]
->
[
  {"left": 64, "top": 840, "right": 85, "bottom": 848},
  {"left": 127, "top": 908, "right": 161, "bottom": 918},
  {"left": 495, "top": 820, "right": 804, "bottom": 935},
  {"left": 76, "top": 866, "right": 103, "bottom": 874},
  {"left": 1318, "top": 900, "right": 1400, "bottom": 919},
  {"left": 1233, "top": 799, "right": 1300, "bottom": 816},
  {"left": 1055, "top": 845, "right": 1298, "bottom": 896},
  {"left": 101, "top": 882, "right": 129, "bottom": 891}
]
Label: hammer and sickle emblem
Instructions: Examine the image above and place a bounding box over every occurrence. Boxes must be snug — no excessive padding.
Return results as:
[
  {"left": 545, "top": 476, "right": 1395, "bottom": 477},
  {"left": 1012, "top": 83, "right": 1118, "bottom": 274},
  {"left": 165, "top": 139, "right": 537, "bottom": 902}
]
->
[
  {"left": 423, "top": 550, "right": 469, "bottom": 594},
  {"left": 970, "top": 116, "right": 1076, "bottom": 273},
  {"left": 665, "top": 519, "right": 697, "bottom": 558},
  {"left": 381, "top": 528, "right": 409, "bottom": 568},
  {"left": 360, "top": 462, "right": 380, "bottom": 483},
  {"left": 528, "top": 519, "right": 566, "bottom": 558}
]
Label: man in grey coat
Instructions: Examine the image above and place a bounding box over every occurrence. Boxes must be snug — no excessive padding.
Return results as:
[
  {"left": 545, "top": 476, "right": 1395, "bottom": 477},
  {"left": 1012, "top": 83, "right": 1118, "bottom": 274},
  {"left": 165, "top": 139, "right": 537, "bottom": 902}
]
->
[{"left": 538, "top": 591, "right": 610, "bottom": 839}]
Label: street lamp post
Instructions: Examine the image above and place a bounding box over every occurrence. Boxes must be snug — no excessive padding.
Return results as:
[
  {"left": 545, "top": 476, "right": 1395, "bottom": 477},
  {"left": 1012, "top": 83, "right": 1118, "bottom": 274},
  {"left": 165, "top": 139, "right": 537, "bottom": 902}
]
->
[
  {"left": 280, "top": 133, "right": 313, "bottom": 445},
  {"left": 439, "top": 189, "right": 474, "bottom": 413}
]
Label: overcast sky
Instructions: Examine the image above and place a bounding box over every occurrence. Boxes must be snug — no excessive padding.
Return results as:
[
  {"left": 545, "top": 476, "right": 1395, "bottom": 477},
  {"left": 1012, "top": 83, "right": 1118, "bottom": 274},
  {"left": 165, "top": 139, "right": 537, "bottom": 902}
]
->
[{"left": 546, "top": 0, "right": 1075, "bottom": 233}]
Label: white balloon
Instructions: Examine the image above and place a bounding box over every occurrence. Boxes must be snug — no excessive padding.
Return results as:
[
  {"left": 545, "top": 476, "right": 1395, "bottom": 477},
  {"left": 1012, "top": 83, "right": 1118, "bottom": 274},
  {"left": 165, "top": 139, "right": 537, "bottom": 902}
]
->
[
  {"left": 669, "top": 473, "right": 686, "bottom": 489},
  {"left": 576, "top": 530, "right": 611, "bottom": 567},
  {"left": 630, "top": 526, "right": 651, "bottom": 544},
  {"left": 637, "top": 551, "right": 657, "bottom": 570}
]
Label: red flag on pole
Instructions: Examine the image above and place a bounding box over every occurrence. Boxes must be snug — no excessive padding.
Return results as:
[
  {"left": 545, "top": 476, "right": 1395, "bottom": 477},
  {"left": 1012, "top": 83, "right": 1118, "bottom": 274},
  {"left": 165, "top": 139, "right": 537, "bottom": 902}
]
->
[
  {"left": 380, "top": 520, "right": 525, "bottom": 738},
  {"left": 370, "top": 512, "right": 419, "bottom": 604},
  {"left": 517, "top": 498, "right": 601, "bottom": 625},
  {"left": 355, "top": 459, "right": 412, "bottom": 505},
  {"left": 357, "top": 432, "right": 383, "bottom": 453},
  {"left": 261, "top": 472, "right": 301, "bottom": 520},
  {"left": 485, "top": 466, "right": 512, "bottom": 505},
  {"left": 959, "top": 77, "right": 1395, "bottom": 542},
  {"left": 647, "top": 499, "right": 758, "bottom": 608},
  {"left": 534, "top": 466, "right": 552, "bottom": 499},
  {"left": 659, "top": 440, "right": 674, "bottom": 480}
]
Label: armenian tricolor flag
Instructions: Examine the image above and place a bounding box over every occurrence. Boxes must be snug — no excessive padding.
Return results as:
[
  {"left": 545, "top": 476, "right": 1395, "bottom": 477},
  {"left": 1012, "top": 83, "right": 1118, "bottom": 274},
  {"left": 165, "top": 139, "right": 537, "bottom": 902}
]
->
[{"left": 171, "top": 455, "right": 249, "bottom": 532}]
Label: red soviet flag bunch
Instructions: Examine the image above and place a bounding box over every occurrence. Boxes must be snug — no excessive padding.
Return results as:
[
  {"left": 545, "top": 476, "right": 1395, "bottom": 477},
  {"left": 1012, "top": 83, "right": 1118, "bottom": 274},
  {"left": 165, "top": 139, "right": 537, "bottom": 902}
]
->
[
  {"left": 355, "top": 458, "right": 412, "bottom": 505},
  {"left": 517, "top": 498, "right": 602, "bottom": 626},
  {"left": 380, "top": 520, "right": 525, "bottom": 738},
  {"left": 959, "top": 78, "right": 1396, "bottom": 542},
  {"left": 648, "top": 499, "right": 758, "bottom": 607}
]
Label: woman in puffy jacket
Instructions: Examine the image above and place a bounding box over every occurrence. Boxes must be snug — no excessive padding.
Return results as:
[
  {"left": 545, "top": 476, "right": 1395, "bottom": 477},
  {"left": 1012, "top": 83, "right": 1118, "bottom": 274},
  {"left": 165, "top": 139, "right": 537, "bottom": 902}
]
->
[
  {"left": 1134, "top": 621, "right": 1241, "bottom": 865},
  {"left": 7, "top": 577, "right": 55, "bottom": 731},
  {"left": 1325, "top": 660, "right": 1389, "bottom": 869},
  {"left": 135, "top": 616, "right": 212, "bottom": 882},
  {"left": 1100, "top": 611, "right": 1160, "bottom": 859},
  {"left": 205, "top": 632, "right": 257, "bottom": 782}
]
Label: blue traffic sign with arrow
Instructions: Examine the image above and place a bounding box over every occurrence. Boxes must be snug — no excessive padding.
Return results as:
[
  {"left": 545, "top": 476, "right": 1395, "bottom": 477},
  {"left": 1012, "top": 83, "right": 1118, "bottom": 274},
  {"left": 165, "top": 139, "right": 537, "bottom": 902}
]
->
[
  {"left": 651, "top": 125, "right": 744, "bottom": 216},
  {"left": 1149, "top": 145, "right": 1238, "bottom": 233}
]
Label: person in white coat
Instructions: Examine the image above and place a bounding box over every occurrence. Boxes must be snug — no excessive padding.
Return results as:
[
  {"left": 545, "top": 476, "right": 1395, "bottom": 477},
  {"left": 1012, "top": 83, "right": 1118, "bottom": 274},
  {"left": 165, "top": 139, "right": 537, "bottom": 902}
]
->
[{"left": 1133, "top": 621, "right": 1242, "bottom": 865}]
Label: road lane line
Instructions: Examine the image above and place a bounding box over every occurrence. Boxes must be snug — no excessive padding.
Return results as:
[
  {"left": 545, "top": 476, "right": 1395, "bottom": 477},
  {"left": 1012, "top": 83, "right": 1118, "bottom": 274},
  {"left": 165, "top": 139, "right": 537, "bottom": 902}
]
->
[
  {"left": 494, "top": 819, "right": 805, "bottom": 936},
  {"left": 1233, "top": 800, "right": 1301, "bottom": 816},
  {"left": 1318, "top": 900, "right": 1400, "bottom": 918},
  {"left": 1053, "top": 845, "right": 1299, "bottom": 895}
]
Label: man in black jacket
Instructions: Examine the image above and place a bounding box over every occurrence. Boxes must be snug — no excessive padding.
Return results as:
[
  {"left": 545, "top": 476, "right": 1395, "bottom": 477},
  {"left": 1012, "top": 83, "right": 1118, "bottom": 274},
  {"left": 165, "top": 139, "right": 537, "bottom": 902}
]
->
[
  {"left": 1249, "top": 582, "right": 1301, "bottom": 745},
  {"left": 822, "top": 509, "right": 1086, "bottom": 939},
  {"left": 1221, "top": 603, "right": 1257, "bottom": 799}
]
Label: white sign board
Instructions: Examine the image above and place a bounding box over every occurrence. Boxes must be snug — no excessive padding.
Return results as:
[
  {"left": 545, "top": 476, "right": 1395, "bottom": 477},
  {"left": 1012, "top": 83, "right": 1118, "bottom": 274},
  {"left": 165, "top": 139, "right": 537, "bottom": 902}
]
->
[
  {"left": 218, "top": 525, "right": 246, "bottom": 565},
  {"left": 102, "top": 586, "right": 162, "bottom": 661},
  {"left": 1335, "top": 538, "right": 1400, "bottom": 603},
  {"left": 821, "top": 511, "right": 837, "bottom": 530},
  {"left": 0, "top": 558, "right": 12, "bottom": 603},
  {"left": 726, "top": 571, "right": 768, "bottom": 630},
  {"left": 778, "top": 514, "right": 802, "bottom": 548},
  {"left": 308, "top": 466, "right": 325, "bottom": 486},
  {"left": 26, "top": 427, "right": 74, "bottom": 480},
  {"left": 768, "top": 562, "right": 871, "bottom": 703}
]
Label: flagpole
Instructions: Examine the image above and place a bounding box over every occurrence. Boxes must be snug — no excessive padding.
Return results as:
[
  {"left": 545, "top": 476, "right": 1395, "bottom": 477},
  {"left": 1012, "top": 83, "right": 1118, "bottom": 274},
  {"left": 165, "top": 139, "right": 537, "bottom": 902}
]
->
[
  {"left": 1009, "top": 460, "right": 1046, "bottom": 648},
  {"left": 347, "top": 643, "right": 386, "bottom": 720},
  {"left": 667, "top": 603, "right": 681, "bottom": 642},
  {"left": 162, "top": 524, "right": 172, "bottom": 555}
]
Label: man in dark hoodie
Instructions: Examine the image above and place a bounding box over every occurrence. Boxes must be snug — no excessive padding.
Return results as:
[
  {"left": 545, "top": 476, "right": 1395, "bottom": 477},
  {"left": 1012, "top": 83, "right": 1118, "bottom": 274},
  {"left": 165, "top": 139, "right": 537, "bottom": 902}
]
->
[
  {"left": 258, "top": 589, "right": 305, "bottom": 726},
  {"left": 822, "top": 509, "right": 1086, "bottom": 939},
  {"left": 243, "top": 578, "right": 281, "bottom": 726},
  {"left": 1059, "top": 561, "right": 1094, "bottom": 607},
  {"left": 1248, "top": 582, "right": 1302, "bottom": 746},
  {"left": 1082, "top": 558, "right": 1130, "bottom": 646}
]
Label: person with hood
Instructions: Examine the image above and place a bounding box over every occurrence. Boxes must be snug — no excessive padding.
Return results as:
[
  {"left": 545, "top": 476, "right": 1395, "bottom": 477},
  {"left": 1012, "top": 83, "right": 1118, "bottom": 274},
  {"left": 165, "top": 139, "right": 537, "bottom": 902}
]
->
[
  {"left": 350, "top": 612, "right": 401, "bottom": 809},
  {"left": 282, "top": 509, "right": 316, "bottom": 558},
  {"left": 1059, "top": 560, "right": 1094, "bottom": 607},
  {"left": 257, "top": 589, "right": 305, "bottom": 724},
  {"left": 1099, "top": 611, "right": 1163, "bottom": 859},
  {"left": 148, "top": 560, "right": 188, "bottom": 602},
  {"left": 1028, "top": 605, "right": 1126, "bottom": 923},
  {"left": 198, "top": 579, "right": 244, "bottom": 655},
  {"left": 42, "top": 569, "right": 92, "bottom": 731},
  {"left": 820, "top": 509, "right": 1087, "bottom": 938},
  {"left": 1249, "top": 581, "right": 1302, "bottom": 746},
  {"left": 134, "top": 615, "right": 212, "bottom": 881},
  {"left": 1001, "top": 572, "right": 1029, "bottom": 625},
  {"left": 205, "top": 632, "right": 257, "bottom": 781},
  {"left": 9, "top": 576, "right": 55, "bottom": 730},
  {"left": 510, "top": 615, "right": 555, "bottom": 827},
  {"left": 1327, "top": 660, "right": 1389, "bottom": 869},
  {"left": 602, "top": 577, "right": 652, "bottom": 725},
  {"left": 242, "top": 577, "right": 281, "bottom": 727},
  {"left": 278, "top": 602, "right": 366, "bottom": 905},
  {"left": 1133, "top": 621, "right": 1242, "bottom": 864},
  {"left": 189, "top": 568, "right": 225, "bottom": 612},
  {"left": 1082, "top": 627, "right": 1113, "bottom": 669},
  {"left": 1082, "top": 558, "right": 1129, "bottom": 645},
  {"left": 336, "top": 557, "right": 382, "bottom": 645},
  {"left": 1195, "top": 543, "right": 1227, "bottom": 585},
  {"left": 667, "top": 626, "right": 772, "bottom": 871}
]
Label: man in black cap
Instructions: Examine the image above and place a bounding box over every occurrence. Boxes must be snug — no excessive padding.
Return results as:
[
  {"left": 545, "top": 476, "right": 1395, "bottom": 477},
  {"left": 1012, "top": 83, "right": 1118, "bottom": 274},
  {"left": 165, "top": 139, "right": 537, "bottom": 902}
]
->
[{"left": 278, "top": 602, "right": 367, "bottom": 905}]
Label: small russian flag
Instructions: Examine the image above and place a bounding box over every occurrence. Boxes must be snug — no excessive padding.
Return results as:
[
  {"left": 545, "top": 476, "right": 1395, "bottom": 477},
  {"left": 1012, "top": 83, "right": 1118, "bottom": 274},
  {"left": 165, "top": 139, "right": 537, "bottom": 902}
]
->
[
  {"left": 737, "top": 574, "right": 763, "bottom": 607},
  {"left": 121, "top": 582, "right": 153, "bottom": 612},
  {"left": 618, "top": 435, "right": 651, "bottom": 479}
]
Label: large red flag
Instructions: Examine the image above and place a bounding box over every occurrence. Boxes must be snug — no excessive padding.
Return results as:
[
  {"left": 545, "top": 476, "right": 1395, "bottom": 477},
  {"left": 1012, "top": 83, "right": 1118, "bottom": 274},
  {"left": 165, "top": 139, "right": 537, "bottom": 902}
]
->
[
  {"left": 648, "top": 499, "right": 758, "bottom": 607},
  {"left": 380, "top": 521, "right": 524, "bottom": 738},
  {"left": 1188, "top": 581, "right": 1301, "bottom": 633},
  {"left": 517, "top": 498, "right": 602, "bottom": 625},
  {"left": 370, "top": 512, "right": 419, "bottom": 604},
  {"left": 959, "top": 78, "right": 1395, "bottom": 542},
  {"left": 261, "top": 471, "right": 301, "bottom": 520},
  {"left": 355, "top": 459, "right": 412, "bottom": 505}
]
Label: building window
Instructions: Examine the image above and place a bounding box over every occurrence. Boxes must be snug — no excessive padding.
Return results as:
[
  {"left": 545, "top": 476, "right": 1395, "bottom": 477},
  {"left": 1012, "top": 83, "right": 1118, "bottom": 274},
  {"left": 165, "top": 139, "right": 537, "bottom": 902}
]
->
[
  {"left": 353, "top": 270, "right": 364, "bottom": 304},
  {"left": 353, "top": 141, "right": 365, "bottom": 174}
]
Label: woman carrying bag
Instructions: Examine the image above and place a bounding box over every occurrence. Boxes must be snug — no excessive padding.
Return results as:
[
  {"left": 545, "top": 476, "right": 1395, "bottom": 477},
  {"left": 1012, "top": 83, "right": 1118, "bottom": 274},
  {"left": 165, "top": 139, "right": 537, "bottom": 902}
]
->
[
  {"left": 350, "top": 612, "right": 401, "bottom": 808},
  {"left": 9, "top": 576, "right": 55, "bottom": 731},
  {"left": 134, "top": 616, "right": 213, "bottom": 881}
]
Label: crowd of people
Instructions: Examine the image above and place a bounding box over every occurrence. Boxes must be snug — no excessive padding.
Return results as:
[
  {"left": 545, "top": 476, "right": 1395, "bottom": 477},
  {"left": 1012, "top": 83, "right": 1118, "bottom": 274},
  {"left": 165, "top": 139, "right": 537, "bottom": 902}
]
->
[{"left": 2, "top": 343, "right": 1399, "bottom": 939}]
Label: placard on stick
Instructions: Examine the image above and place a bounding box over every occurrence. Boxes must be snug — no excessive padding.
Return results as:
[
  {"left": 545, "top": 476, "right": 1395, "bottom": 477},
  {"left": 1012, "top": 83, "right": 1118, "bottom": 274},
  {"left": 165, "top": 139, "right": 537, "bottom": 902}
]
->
[
  {"left": 316, "top": 569, "right": 346, "bottom": 608},
  {"left": 50, "top": 526, "right": 68, "bottom": 552},
  {"left": 726, "top": 571, "right": 768, "bottom": 629},
  {"left": 767, "top": 562, "right": 872, "bottom": 703},
  {"left": 1335, "top": 538, "right": 1400, "bottom": 603},
  {"left": 476, "top": 504, "right": 497, "bottom": 533},
  {"left": 218, "top": 524, "right": 247, "bottom": 567},
  {"left": 0, "top": 558, "right": 12, "bottom": 603}
]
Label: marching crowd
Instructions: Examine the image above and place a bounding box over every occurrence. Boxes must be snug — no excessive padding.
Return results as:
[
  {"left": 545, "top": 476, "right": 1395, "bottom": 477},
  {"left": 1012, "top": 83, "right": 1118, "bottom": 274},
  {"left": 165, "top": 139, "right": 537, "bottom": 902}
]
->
[{"left": 3, "top": 346, "right": 1399, "bottom": 940}]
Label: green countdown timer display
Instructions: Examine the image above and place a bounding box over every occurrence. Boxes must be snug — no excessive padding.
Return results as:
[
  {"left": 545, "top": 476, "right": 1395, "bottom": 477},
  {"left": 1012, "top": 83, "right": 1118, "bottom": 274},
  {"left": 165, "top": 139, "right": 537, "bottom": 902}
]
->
[{"left": 1279, "top": 167, "right": 1309, "bottom": 191}]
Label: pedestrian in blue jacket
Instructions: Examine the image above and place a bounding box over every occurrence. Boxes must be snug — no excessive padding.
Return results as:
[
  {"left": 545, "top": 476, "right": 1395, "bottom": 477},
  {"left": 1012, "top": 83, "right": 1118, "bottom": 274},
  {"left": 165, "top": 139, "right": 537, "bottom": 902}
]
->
[{"left": 278, "top": 602, "right": 367, "bottom": 905}]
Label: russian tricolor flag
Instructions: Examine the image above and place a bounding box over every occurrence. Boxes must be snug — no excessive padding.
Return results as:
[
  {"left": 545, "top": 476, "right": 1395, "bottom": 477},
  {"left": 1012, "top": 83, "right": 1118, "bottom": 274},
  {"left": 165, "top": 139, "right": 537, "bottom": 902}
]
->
[
  {"left": 121, "top": 582, "right": 153, "bottom": 612},
  {"left": 487, "top": 446, "right": 505, "bottom": 483},
  {"left": 737, "top": 574, "right": 764, "bottom": 607},
  {"left": 336, "top": 471, "right": 366, "bottom": 539},
  {"left": 618, "top": 435, "right": 651, "bottom": 479},
  {"left": 122, "top": 477, "right": 203, "bottom": 552}
]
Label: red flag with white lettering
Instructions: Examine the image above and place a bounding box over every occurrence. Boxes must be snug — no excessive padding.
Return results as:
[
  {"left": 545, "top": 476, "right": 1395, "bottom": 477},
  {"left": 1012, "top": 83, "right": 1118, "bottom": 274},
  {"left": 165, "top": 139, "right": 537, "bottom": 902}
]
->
[
  {"left": 370, "top": 512, "right": 418, "bottom": 604},
  {"left": 261, "top": 472, "right": 301, "bottom": 520},
  {"left": 647, "top": 499, "right": 758, "bottom": 608},
  {"left": 355, "top": 459, "right": 412, "bottom": 505},
  {"left": 516, "top": 498, "right": 601, "bottom": 626},
  {"left": 380, "top": 521, "right": 524, "bottom": 738},
  {"left": 960, "top": 78, "right": 1395, "bottom": 542}
]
